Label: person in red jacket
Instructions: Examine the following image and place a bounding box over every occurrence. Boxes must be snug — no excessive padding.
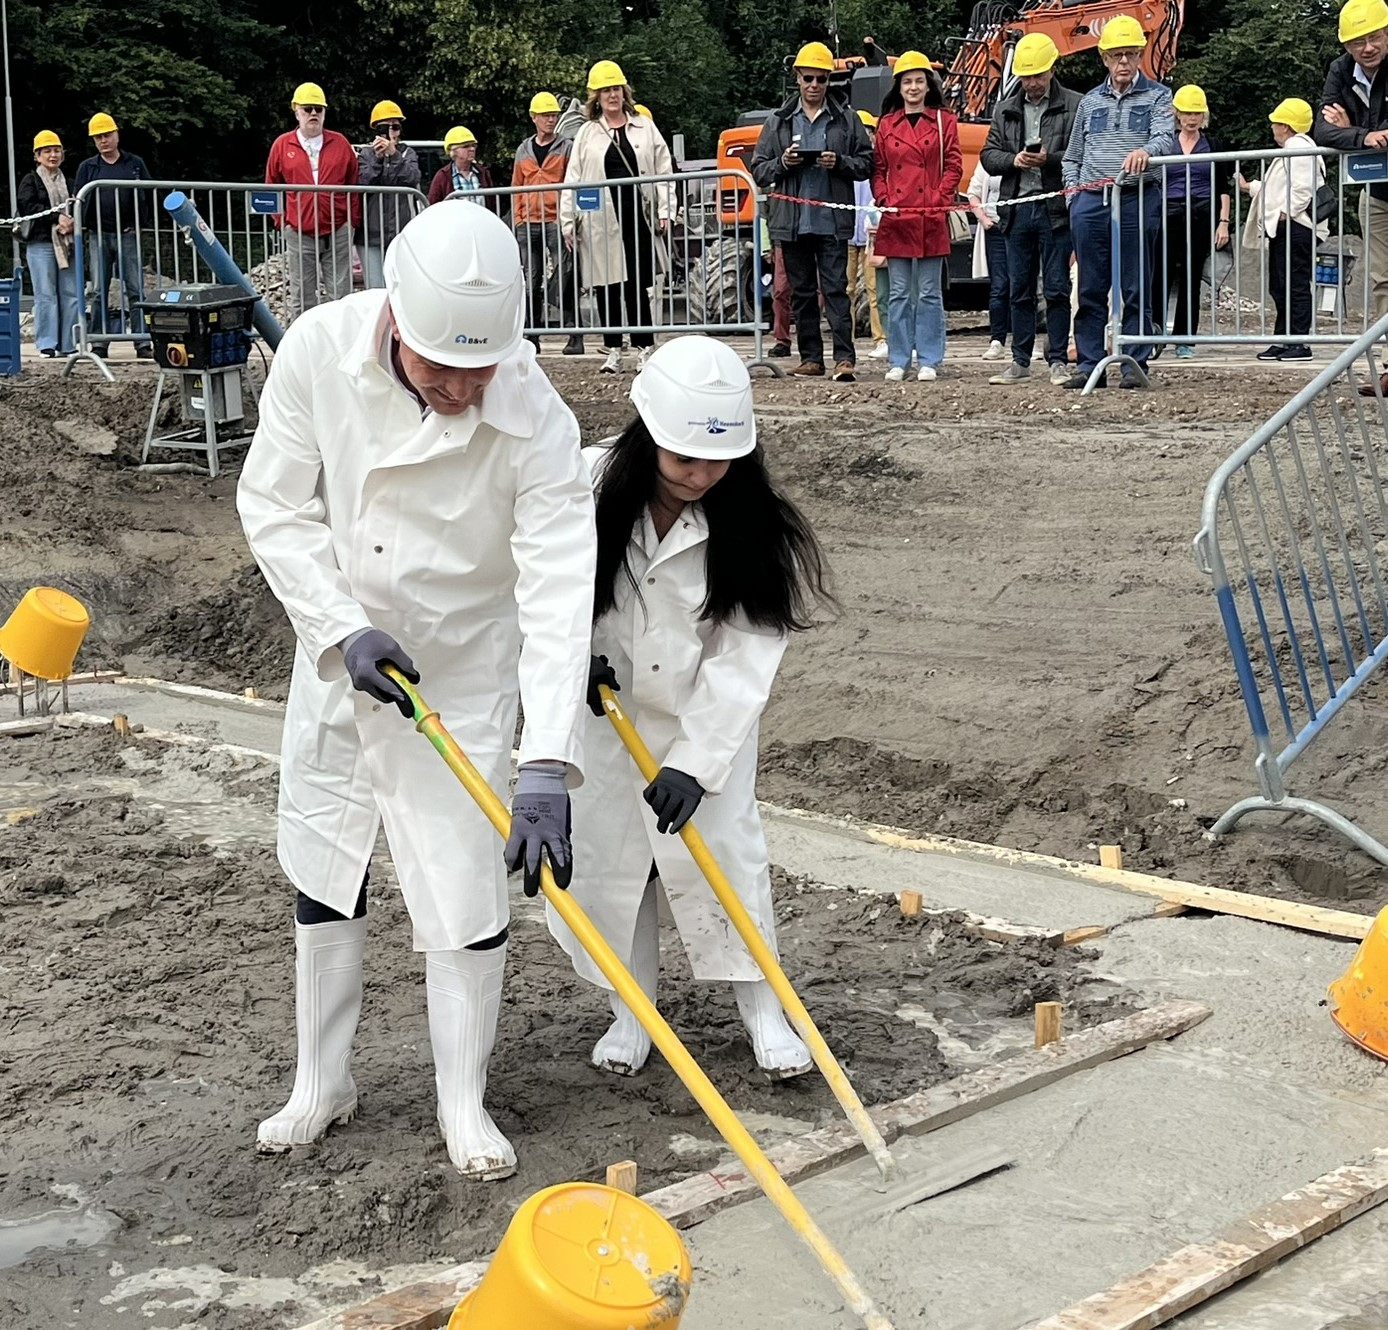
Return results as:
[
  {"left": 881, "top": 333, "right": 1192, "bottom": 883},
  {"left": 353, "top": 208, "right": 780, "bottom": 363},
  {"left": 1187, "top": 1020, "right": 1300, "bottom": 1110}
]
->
[
  {"left": 265, "top": 81, "right": 361, "bottom": 323},
  {"left": 871, "top": 52, "right": 962, "bottom": 382}
]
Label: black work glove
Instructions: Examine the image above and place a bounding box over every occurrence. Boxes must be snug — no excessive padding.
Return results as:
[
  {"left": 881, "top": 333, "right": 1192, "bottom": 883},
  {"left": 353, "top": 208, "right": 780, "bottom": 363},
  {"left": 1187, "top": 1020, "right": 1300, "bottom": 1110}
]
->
[
  {"left": 504, "top": 764, "right": 573, "bottom": 896},
  {"left": 643, "top": 766, "right": 704, "bottom": 834},
  {"left": 586, "top": 653, "right": 620, "bottom": 716},
  {"left": 340, "top": 628, "right": 420, "bottom": 719}
]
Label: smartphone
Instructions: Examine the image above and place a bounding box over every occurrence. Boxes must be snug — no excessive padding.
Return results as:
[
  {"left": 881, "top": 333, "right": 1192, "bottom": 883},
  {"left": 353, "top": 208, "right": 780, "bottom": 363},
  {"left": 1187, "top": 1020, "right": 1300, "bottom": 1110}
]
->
[
  {"left": 1025, "top": 140, "right": 1043, "bottom": 153},
  {"left": 800, "top": 149, "right": 827, "bottom": 164}
]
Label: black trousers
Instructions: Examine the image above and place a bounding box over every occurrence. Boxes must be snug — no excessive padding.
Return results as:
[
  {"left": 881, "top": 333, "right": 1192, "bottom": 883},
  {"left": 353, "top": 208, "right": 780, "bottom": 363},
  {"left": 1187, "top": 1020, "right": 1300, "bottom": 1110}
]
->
[
  {"left": 1269, "top": 222, "right": 1314, "bottom": 343},
  {"left": 781, "top": 232, "right": 854, "bottom": 366},
  {"left": 595, "top": 216, "right": 656, "bottom": 349},
  {"left": 1157, "top": 203, "right": 1215, "bottom": 339}
]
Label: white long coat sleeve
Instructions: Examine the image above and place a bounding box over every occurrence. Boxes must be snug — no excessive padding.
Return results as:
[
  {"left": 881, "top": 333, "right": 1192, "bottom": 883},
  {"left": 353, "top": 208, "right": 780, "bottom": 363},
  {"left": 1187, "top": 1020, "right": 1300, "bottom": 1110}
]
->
[{"left": 238, "top": 291, "right": 595, "bottom": 950}]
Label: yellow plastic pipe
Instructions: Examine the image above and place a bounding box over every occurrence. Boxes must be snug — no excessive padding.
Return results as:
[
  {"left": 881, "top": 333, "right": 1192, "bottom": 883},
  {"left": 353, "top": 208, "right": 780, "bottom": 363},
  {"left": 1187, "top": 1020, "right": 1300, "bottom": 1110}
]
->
[
  {"left": 383, "top": 668, "right": 896, "bottom": 1330},
  {"left": 598, "top": 684, "right": 897, "bottom": 1182}
]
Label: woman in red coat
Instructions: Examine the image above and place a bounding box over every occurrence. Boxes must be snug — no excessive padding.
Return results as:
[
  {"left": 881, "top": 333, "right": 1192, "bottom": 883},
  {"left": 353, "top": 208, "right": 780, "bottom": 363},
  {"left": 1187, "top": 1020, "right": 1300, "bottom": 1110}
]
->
[{"left": 871, "top": 52, "right": 962, "bottom": 381}]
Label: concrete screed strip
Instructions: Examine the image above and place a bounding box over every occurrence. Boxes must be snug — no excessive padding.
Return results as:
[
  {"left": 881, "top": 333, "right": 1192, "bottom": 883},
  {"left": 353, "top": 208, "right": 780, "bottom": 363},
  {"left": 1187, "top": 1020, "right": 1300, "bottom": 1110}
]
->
[
  {"left": 287, "top": 1000, "right": 1211, "bottom": 1330},
  {"left": 1029, "top": 1146, "right": 1388, "bottom": 1330}
]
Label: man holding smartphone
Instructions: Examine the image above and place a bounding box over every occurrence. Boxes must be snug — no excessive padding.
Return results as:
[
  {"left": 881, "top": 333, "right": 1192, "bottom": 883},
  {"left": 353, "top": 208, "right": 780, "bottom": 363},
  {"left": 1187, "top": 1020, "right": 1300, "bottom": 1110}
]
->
[
  {"left": 751, "top": 41, "right": 873, "bottom": 382},
  {"left": 979, "top": 34, "right": 1082, "bottom": 386}
]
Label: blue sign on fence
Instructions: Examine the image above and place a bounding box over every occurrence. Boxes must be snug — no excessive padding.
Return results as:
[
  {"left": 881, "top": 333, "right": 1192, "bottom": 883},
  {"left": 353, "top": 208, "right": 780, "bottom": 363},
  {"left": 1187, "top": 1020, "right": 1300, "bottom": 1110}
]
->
[
  {"left": 1347, "top": 153, "right": 1388, "bottom": 184},
  {"left": 250, "top": 191, "right": 281, "bottom": 215},
  {"left": 576, "top": 188, "right": 601, "bottom": 212}
]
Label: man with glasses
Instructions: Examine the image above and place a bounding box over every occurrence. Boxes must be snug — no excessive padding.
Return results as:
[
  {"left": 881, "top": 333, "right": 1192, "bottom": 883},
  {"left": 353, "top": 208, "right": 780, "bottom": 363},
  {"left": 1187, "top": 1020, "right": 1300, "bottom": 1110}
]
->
[
  {"left": 751, "top": 41, "right": 872, "bottom": 382},
  {"left": 1061, "top": 15, "right": 1174, "bottom": 388},
  {"left": 266, "top": 82, "right": 361, "bottom": 322},
  {"left": 356, "top": 99, "right": 421, "bottom": 289}
]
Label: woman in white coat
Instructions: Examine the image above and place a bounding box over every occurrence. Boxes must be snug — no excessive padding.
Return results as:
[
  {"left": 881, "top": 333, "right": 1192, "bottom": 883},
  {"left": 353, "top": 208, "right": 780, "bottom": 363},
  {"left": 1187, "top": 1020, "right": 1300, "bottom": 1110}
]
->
[
  {"left": 238, "top": 202, "right": 595, "bottom": 1181},
  {"left": 560, "top": 59, "right": 675, "bottom": 376},
  {"left": 547, "top": 335, "right": 834, "bottom": 1078}
]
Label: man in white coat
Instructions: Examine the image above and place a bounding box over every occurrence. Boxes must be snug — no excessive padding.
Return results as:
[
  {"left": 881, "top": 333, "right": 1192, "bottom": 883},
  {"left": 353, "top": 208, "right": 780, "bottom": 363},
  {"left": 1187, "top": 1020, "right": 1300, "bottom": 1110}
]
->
[{"left": 237, "top": 201, "right": 596, "bottom": 1180}]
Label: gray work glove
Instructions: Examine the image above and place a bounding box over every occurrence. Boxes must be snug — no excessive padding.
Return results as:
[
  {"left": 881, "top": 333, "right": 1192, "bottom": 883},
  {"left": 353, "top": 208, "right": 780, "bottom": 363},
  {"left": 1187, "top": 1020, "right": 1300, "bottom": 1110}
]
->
[
  {"left": 504, "top": 763, "right": 573, "bottom": 897},
  {"left": 643, "top": 767, "right": 704, "bottom": 834},
  {"left": 340, "top": 628, "right": 419, "bottom": 719}
]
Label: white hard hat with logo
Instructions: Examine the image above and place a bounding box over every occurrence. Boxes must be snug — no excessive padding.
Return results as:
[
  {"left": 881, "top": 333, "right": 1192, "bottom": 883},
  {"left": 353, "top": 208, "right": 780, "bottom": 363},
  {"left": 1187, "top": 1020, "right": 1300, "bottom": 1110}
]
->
[
  {"left": 384, "top": 203, "right": 524, "bottom": 368},
  {"left": 629, "top": 335, "right": 757, "bottom": 459}
]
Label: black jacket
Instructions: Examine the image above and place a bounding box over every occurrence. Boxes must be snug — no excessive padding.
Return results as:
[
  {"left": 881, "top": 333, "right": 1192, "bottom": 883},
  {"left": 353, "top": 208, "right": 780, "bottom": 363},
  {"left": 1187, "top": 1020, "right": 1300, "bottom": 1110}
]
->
[
  {"left": 1314, "top": 52, "right": 1388, "bottom": 201},
  {"left": 73, "top": 151, "right": 152, "bottom": 231},
  {"left": 16, "top": 168, "right": 72, "bottom": 243},
  {"left": 750, "top": 93, "right": 873, "bottom": 242},
  {"left": 979, "top": 79, "right": 1082, "bottom": 233}
]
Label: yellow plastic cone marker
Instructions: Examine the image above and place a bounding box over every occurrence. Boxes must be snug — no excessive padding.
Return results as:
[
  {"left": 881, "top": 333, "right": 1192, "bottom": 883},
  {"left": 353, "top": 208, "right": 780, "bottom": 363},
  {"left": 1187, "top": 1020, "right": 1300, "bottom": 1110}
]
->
[
  {"left": 1329, "top": 903, "right": 1388, "bottom": 1060},
  {"left": 598, "top": 684, "right": 897, "bottom": 1180},
  {"left": 382, "top": 668, "right": 896, "bottom": 1330},
  {"left": 448, "top": 1183, "right": 690, "bottom": 1329},
  {"left": 0, "top": 587, "right": 90, "bottom": 680}
]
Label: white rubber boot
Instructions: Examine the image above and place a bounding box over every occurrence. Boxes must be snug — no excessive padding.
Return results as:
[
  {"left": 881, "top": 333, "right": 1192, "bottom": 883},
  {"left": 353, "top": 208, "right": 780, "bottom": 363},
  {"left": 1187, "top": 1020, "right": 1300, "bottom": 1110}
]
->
[
  {"left": 592, "top": 879, "right": 659, "bottom": 1076},
  {"left": 733, "top": 980, "right": 813, "bottom": 1081},
  {"left": 426, "top": 946, "right": 517, "bottom": 1181},
  {"left": 257, "top": 916, "right": 366, "bottom": 1152}
]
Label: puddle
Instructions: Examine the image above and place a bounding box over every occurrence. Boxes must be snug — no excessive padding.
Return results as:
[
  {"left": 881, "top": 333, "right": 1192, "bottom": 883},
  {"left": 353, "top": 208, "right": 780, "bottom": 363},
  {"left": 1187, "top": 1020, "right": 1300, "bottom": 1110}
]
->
[{"left": 0, "top": 1184, "right": 122, "bottom": 1270}]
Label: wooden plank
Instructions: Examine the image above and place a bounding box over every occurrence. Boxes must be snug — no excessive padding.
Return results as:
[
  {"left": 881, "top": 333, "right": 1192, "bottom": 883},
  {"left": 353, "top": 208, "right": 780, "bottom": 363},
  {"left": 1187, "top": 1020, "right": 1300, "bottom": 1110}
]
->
[
  {"left": 1034, "top": 1001, "right": 1063, "bottom": 1048},
  {"left": 760, "top": 802, "right": 1372, "bottom": 941},
  {"left": 642, "top": 999, "right": 1211, "bottom": 1230},
  {"left": 113, "top": 675, "right": 288, "bottom": 712},
  {"left": 1099, "top": 845, "right": 1125, "bottom": 870},
  {"left": 0, "top": 717, "right": 56, "bottom": 738},
  {"left": 1063, "top": 925, "right": 1110, "bottom": 947},
  {"left": 606, "top": 1159, "right": 639, "bottom": 1194},
  {"left": 290, "top": 1263, "right": 487, "bottom": 1330},
  {"left": 1029, "top": 1147, "right": 1388, "bottom": 1330}
]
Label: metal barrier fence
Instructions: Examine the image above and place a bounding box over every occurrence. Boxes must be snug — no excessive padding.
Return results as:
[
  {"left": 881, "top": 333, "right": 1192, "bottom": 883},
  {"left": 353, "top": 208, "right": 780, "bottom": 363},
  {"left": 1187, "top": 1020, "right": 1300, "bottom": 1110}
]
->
[
  {"left": 447, "top": 167, "right": 771, "bottom": 363},
  {"left": 66, "top": 179, "right": 428, "bottom": 379},
  {"left": 1079, "top": 144, "right": 1388, "bottom": 391},
  {"left": 1193, "top": 312, "right": 1388, "bottom": 865}
]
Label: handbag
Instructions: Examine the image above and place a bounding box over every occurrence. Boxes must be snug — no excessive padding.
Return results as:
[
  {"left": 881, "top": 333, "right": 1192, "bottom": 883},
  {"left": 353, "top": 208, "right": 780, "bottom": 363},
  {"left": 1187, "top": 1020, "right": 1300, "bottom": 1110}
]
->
[
  {"left": 1314, "top": 182, "right": 1337, "bottom": 224},
  {"left": 937, "top": 114, "right": 971, "bottom": 243}
]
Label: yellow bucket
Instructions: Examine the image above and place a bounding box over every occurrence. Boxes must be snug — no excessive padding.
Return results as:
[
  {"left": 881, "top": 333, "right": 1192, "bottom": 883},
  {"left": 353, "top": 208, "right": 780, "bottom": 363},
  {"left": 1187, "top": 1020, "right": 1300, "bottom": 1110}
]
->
[
  {"left": 0, "top": 588, "right": 90, "bottom": 681},
  {"left": 1329, "top": 904, "right": 1388, "bottom": 1061},
  {"left": 448, "top": 1183, "right": 691, "bottom": 1330}
]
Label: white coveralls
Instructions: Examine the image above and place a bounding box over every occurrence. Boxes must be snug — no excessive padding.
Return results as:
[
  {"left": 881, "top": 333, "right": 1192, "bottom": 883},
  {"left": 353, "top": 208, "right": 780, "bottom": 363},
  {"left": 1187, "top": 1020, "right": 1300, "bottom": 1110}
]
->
[
  {"left": 238, "top": 290, "right": 595, "bottom": 950},
  {"left": 548, "top": 447, "right": 786, "bottom": 984}
]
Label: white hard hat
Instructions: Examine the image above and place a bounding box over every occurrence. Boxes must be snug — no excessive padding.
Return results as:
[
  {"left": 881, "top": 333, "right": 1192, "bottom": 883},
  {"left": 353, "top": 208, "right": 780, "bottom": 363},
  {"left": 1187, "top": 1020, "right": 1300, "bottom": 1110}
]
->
[
  {"left": 383, "top": 203, "right": 524, "bottom": 368},
  {"left": 629, "top": 336, "right": 757, "bottom": 459}
]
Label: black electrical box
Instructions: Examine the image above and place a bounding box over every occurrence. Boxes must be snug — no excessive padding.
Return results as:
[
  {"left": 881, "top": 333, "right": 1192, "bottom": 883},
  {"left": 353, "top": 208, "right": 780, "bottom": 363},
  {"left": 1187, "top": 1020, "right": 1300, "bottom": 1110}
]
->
[{"left": 135, "top": 285, "right": 255, "bottom": 371}]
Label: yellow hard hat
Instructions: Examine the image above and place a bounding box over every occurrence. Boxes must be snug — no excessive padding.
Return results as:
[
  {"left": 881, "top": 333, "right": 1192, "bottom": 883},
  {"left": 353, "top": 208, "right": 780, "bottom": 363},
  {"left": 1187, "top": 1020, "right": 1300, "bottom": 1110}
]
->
[
  {"left": 529, "top": 91, "right": 561, "bottom": 114},
  {"left": 1172, "top": 84, "right": 1209, "bottom": 114},
  {"left": 1329, "top": 904, "right": 1388, "bottom": 1061},
  {"left": 587, "top": 59, "right": 628, "bottom": 90},
  {"left": 634, "top": 102, "right": 653, "bottom": 119},
  {"left": 444, "top": 125, "right": 477, "bottom": 151},
  {"left": 291, "top": 82, "right": 327, "bottom": 108},
  {"left": 32, "top": 130, "right": 62, "bottom": 151},
  {"left": 894, "top": 50, "right": 934, "bottom": 77},
  {"left": 370, "top": 99, "right": 404, "bottom": 124},
  {"left": 1270, "top": 97, "right": 1314, "bottom": 133},
  {"left": 1012, "top": 33, "right": 1060, "bottom": 76},
  {"left": 1340, "top": 0, "right": 1388, "bottom": 42},
  {"left": 857, "top": 109, "right": 878, "bottom": 128},
  {"left": 794, "top": 41, "right": 835, "bottom": 71},
  {"left": 1097, "top": 15, "right": 1148, "bottom": 50},
  {"left": 87, "top": 112, "right": 118, "bottom": 137}
]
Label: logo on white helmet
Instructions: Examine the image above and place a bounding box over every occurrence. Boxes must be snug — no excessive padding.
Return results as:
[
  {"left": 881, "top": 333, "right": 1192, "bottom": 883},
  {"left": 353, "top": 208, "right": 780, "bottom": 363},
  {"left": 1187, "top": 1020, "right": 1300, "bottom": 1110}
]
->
[
  {"left": 454, "top": 334, "right": 490, "bottom": 345},
  {"left": 693, "top": 416, "right": 745, "bottom": 435}
]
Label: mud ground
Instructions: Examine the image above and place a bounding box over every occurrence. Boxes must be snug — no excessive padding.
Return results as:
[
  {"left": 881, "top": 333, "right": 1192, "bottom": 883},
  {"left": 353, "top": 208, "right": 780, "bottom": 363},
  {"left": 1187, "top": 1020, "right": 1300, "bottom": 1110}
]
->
[
  {"left": 3, "top": 353, "right": 1385, "bottom": 910},
  {"left": 0, "top": 726, "right": 1119, "bottom": 1327}
]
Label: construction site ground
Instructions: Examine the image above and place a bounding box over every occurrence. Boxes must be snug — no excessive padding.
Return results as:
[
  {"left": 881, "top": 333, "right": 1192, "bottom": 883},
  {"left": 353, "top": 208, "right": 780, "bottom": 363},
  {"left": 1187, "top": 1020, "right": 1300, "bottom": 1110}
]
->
[{"left": 2, "top": 338, "right": 1387, "bottom": 1329}]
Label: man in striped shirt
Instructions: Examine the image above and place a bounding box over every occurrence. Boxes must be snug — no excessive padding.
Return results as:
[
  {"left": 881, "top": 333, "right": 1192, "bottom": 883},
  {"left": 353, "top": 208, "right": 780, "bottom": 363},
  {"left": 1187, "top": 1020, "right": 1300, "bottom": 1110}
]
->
[{"left": 1061, "top": 15, "right": 1174, "bottom": 387}]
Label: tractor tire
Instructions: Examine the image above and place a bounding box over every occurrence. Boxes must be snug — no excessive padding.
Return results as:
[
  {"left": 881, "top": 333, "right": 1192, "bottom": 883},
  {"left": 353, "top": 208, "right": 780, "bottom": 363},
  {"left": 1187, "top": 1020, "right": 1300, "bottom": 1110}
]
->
[{"left": 688, "top": 235, "right": 747, "bottom": 327}]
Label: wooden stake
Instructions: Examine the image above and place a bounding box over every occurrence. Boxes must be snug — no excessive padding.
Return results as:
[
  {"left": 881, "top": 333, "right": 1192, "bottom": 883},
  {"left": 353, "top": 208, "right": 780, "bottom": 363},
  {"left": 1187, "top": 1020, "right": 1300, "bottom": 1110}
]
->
[
  {"left": 112, "top": 713, "right": 131, "bottom": 737},
  {"left": 244, "top": 686, "right": 259, "bottom": 700},
  {"left": 899, "top": 890, "right": 923, "bottom": 917},
  {"left": 1034, "top": 1001, "right": 1063, "bottom": 1048},
  {"left": 605, "top": 1160, "right": 638, "bottom": 1194},
  {"left": 1099, "top": 844, "right": 1124, "bottom": 870}
]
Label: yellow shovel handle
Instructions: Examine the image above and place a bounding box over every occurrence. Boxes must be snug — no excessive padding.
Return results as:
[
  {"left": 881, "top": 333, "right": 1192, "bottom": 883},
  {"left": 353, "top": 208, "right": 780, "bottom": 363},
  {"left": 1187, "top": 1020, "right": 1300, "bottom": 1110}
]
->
[
  {"left": 383, "top": 668, "right": 895, "bottom": 1330},
  {"left": 598, "top": 684, "right": 897, "bottom": 1181}
]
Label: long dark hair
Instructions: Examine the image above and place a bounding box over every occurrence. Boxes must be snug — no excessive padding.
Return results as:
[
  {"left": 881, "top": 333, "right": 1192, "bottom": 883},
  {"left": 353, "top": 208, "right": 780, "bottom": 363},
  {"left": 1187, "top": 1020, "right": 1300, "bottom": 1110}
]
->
[
  {"left": 592, "top": 417, "right": 835, "bottom": 633},
  {"left": 881, "top": 69, "right": 945, "bottom": 117}
]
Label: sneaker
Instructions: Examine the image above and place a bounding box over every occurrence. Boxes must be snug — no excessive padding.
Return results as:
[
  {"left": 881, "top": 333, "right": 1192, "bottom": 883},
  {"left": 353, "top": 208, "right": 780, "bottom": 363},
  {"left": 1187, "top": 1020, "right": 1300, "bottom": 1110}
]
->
[
  {"left": 1256, "top": 345, "right": 1284, "bottom": 361},
  {"left": 1280, "top": 345, "right": 1313, "bottom": 361},
  {"left": 791, "top": 361, "right": 825, "bottom": 377},
  {"left": 1048, "top": 361, "right": 1070, "bottom": 385},
  {"left": 1175, "top": 344, "right": 1194, "bottom": 360},
  {"left": 39, "top": 347, "right": 56, "bottom": 358},
  {"left": 1119, "top": 369, "right": 1145, "bottom": 389},
  {"left": 884, "top": 366, "right": 906, "bottom": 382},
  {"left": 831, "top": 361, "right": 856, "bottom": 382},
  {"left": 562, "top": 335, "right": 585, "bottom": 356},
  {"left": 769, "top": 341, "right": 792, "bottom": 358},
  {"left": 917, "top": 365, "right": 937, "bottom": 382},
  {"left": 989, "top": 362, "right": 1030, "bottom": 385},
  {"left": 636, "top": 347, "right": 653, "bottom": 373},
  {"left": 600, "top": 349, "right": 623, "bottom": 374},
  {"left": 981, "top": 339, "right": 1006, "bottom": 361},
  {"left": 1062, "top": 370, "right": 1102, "bottom": 390},
  {"left": 869, "top": 340, "right": 889, "bottom": 360}
]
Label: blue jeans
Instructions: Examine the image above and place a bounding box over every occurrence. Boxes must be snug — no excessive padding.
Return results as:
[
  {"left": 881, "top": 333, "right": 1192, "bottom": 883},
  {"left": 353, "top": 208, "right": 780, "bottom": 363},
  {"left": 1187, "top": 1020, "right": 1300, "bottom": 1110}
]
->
[
  {"left": 1070, "top": 187, "right": 1159, "bottom": 371},
  {"left": 1005, "top": 200, "right": 1073, "bottom": 368},
  {"left": 985, "top": 228, "right": 1010, "bottom": 344},
  {"left": 89, "top": 230, "right": 146, "bottom": 338},
  {"left": 26, "top": 241, "right": 79, "bottom": 354},
  {"left": 886, "top": 256, "right": 946, "bottom": 370}
]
